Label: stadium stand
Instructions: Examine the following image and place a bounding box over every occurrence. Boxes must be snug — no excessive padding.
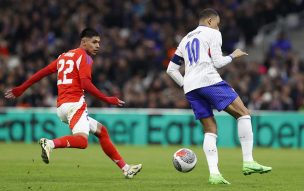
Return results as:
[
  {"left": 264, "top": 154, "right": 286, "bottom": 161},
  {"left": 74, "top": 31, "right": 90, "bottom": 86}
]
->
[{"left": 1, "top": 0, "right": 304, "bottom": 110}]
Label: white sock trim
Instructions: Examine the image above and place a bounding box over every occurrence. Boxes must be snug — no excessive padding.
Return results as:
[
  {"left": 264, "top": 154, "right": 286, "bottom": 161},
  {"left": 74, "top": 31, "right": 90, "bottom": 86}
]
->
[
  {"left": 205, "top": 132, "right": 217, "bottom": 138},
  {"left": 122, "top": 164, "right": 130, "bottom": 171},
  {"left": 48, "top": 140, "right": 55, "bottom": 149},
  {"left": 237, "top": 115, "right": 251, "bottom": 121}
]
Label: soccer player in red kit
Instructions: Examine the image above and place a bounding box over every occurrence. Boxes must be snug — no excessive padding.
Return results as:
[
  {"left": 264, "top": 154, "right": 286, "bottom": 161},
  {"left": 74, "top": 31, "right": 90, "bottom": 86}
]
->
[{"left": 4, "top": 28, "right": 142, "bottom": 178}]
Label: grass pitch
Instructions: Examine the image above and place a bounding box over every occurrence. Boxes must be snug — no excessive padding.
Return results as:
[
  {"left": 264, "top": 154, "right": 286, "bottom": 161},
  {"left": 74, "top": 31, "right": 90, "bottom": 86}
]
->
[{"left": 0, "top": 143, "right": 303, "bottom": 191}]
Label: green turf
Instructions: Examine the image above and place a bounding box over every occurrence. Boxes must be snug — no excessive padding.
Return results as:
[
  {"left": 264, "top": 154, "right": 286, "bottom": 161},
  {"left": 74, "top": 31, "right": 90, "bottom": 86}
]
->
[{"left": 0, "top": 143, "right": 303, "bottom": 191}]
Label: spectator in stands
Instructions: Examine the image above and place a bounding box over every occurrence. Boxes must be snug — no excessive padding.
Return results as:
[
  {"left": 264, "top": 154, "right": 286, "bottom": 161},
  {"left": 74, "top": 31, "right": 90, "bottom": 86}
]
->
[{"left": 1, "top": 0, "right": 304, "bottom": 111}]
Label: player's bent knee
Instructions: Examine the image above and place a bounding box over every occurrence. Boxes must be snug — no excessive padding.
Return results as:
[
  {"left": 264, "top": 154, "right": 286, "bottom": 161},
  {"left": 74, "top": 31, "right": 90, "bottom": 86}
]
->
[
  {"left": 77, "top": 135, "right": 89, "bottom": 149},
  {"left": 80, "top": 139, "right": 88, "bottom": 149}
]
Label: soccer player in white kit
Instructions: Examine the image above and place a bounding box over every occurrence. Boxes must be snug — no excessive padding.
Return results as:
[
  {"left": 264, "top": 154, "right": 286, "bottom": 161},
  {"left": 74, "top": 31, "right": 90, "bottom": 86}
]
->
[{"left": 167, "top": 8, "right": 272, "bottom": 184}]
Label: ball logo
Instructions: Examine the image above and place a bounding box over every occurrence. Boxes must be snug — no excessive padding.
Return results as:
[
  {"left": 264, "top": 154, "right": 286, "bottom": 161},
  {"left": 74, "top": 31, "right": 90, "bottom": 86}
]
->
[
  {"left": 179, "top": 149, "right": 195, "bottom": 164},
  {"left": 176, "top": 150, "right": 187, "bottom": 157}
]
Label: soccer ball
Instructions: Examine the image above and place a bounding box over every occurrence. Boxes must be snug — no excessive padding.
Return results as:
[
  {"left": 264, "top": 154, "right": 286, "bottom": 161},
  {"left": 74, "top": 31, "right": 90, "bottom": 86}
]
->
[{"left": 172, "top": 148, "right": 197, "bottom": 173}]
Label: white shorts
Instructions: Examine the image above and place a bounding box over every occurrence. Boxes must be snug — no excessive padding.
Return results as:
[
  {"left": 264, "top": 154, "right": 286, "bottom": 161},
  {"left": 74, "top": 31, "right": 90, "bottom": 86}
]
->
[{"left": 57, "top": 97, "right": 98, "bottom": 135}]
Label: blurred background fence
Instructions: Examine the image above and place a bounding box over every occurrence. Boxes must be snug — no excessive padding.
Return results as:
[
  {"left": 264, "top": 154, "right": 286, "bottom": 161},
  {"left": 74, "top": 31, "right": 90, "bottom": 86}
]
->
[
  {"left": 1, "top": 0, "right": 304, "bottom": 148},
  {"left": 1, "top": 108, "right": 303, "bottom": 148}
]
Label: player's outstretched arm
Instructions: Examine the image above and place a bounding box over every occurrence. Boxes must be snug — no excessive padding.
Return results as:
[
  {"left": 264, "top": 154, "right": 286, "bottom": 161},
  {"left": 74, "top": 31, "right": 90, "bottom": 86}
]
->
[
  {"left": 81, "top": 78, "right": 125, "bottom": 106},
  {"left": 230, "top": 49, "right": 248, "bottom": 59},
  {"left": 210, "top": 31, "right": 248, "bottom": 68},
  {"left": 4, "top": 60, "right": 57, "bottom": 99}
]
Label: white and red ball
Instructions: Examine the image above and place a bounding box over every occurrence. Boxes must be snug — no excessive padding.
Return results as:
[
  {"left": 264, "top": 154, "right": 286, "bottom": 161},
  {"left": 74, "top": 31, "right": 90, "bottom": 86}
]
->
[{"left": 172, "top": 148, "right": 197, "bottom": 173}]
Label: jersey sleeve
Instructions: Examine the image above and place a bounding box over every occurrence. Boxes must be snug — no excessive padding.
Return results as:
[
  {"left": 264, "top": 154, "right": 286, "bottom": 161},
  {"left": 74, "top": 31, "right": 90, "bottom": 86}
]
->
[
  {"left": 166, "top": 61, "right": 184, "bottom": 87},
  {"left": 46, "top": 59, "right": 58, "bottom": 72},
  {"left": 81, "top": 78, "right": 120, "bottom": 105},
  {"left": 167, "top": 41, "right": 184, "bottom": 87},
  {"left": 175, "top": 43, "right": 183, "bottom": 57},
  {"left": 170, "top": 42, "right": 185, "bottom": 66},
  {"left": 12, "top": 59, "right": 58, "bottom": 97},
  {"left": 77, "top": 51, "right": 93, "bottom": 80},
  {"left": 209, "top": 31, "right": 232, "bottom": 68}
]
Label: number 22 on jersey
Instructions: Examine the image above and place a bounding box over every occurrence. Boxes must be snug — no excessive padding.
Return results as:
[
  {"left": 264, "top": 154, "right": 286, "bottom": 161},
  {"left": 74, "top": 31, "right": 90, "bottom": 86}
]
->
[
  {"left": 185, "top": 38, "right": 200, "bottom": 65},
  {"left": 57, "top": 59, "right": 74, "bottom": 85}
]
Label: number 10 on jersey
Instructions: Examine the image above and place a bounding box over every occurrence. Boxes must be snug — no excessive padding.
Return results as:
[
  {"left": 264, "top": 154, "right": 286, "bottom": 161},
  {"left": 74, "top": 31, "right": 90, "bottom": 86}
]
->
[{"left": 185, "top": 38, "right": 200, "bottom": 65}]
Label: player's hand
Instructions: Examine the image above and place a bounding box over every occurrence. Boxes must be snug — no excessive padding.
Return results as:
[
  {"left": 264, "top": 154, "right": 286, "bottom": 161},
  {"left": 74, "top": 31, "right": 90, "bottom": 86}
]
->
[
  {"left": 231, "top": 49, "right": 248, "bottom": 58},
  {"left": 106, "top": 97, "right": 125, "bottom": 106},
  {"left": 117, "top": 99, "right": 125, "bottom": 107},
  {"left": 4, "top": 89, "right": 16, "bottom": 99}
]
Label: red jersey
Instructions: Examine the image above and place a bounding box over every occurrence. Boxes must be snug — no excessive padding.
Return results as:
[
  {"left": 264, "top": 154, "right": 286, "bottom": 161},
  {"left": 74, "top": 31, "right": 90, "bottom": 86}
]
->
[
  {"left": 12, "top": 48, "right": 120, "bottom": 107},
  {"left": 55, "top": 48, "right": 93, "bottom": 106}
]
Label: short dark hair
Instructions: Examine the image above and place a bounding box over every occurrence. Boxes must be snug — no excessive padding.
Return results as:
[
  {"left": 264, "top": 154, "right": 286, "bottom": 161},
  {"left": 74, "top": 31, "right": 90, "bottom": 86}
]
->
[
  {"left": 80, "top": 28, "right": 100, "bottom": 39},
  {"left": 199, "top": 8, "right": 219, "bottom": 20}
]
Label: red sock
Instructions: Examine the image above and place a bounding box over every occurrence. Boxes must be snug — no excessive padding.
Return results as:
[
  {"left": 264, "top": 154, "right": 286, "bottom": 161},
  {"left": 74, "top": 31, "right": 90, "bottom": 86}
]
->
[
  {"left": 99, "top": 126, "right": 126, "bottom": 169},
  {"left": 53, "top": 135, "right": 88, "bottom": 149}
]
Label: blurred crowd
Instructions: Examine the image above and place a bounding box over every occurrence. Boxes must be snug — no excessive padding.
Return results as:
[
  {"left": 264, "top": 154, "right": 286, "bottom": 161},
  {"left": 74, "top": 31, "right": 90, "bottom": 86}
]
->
[{"left": 1, "top": 0, "right": 304, "bottom": 110}]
